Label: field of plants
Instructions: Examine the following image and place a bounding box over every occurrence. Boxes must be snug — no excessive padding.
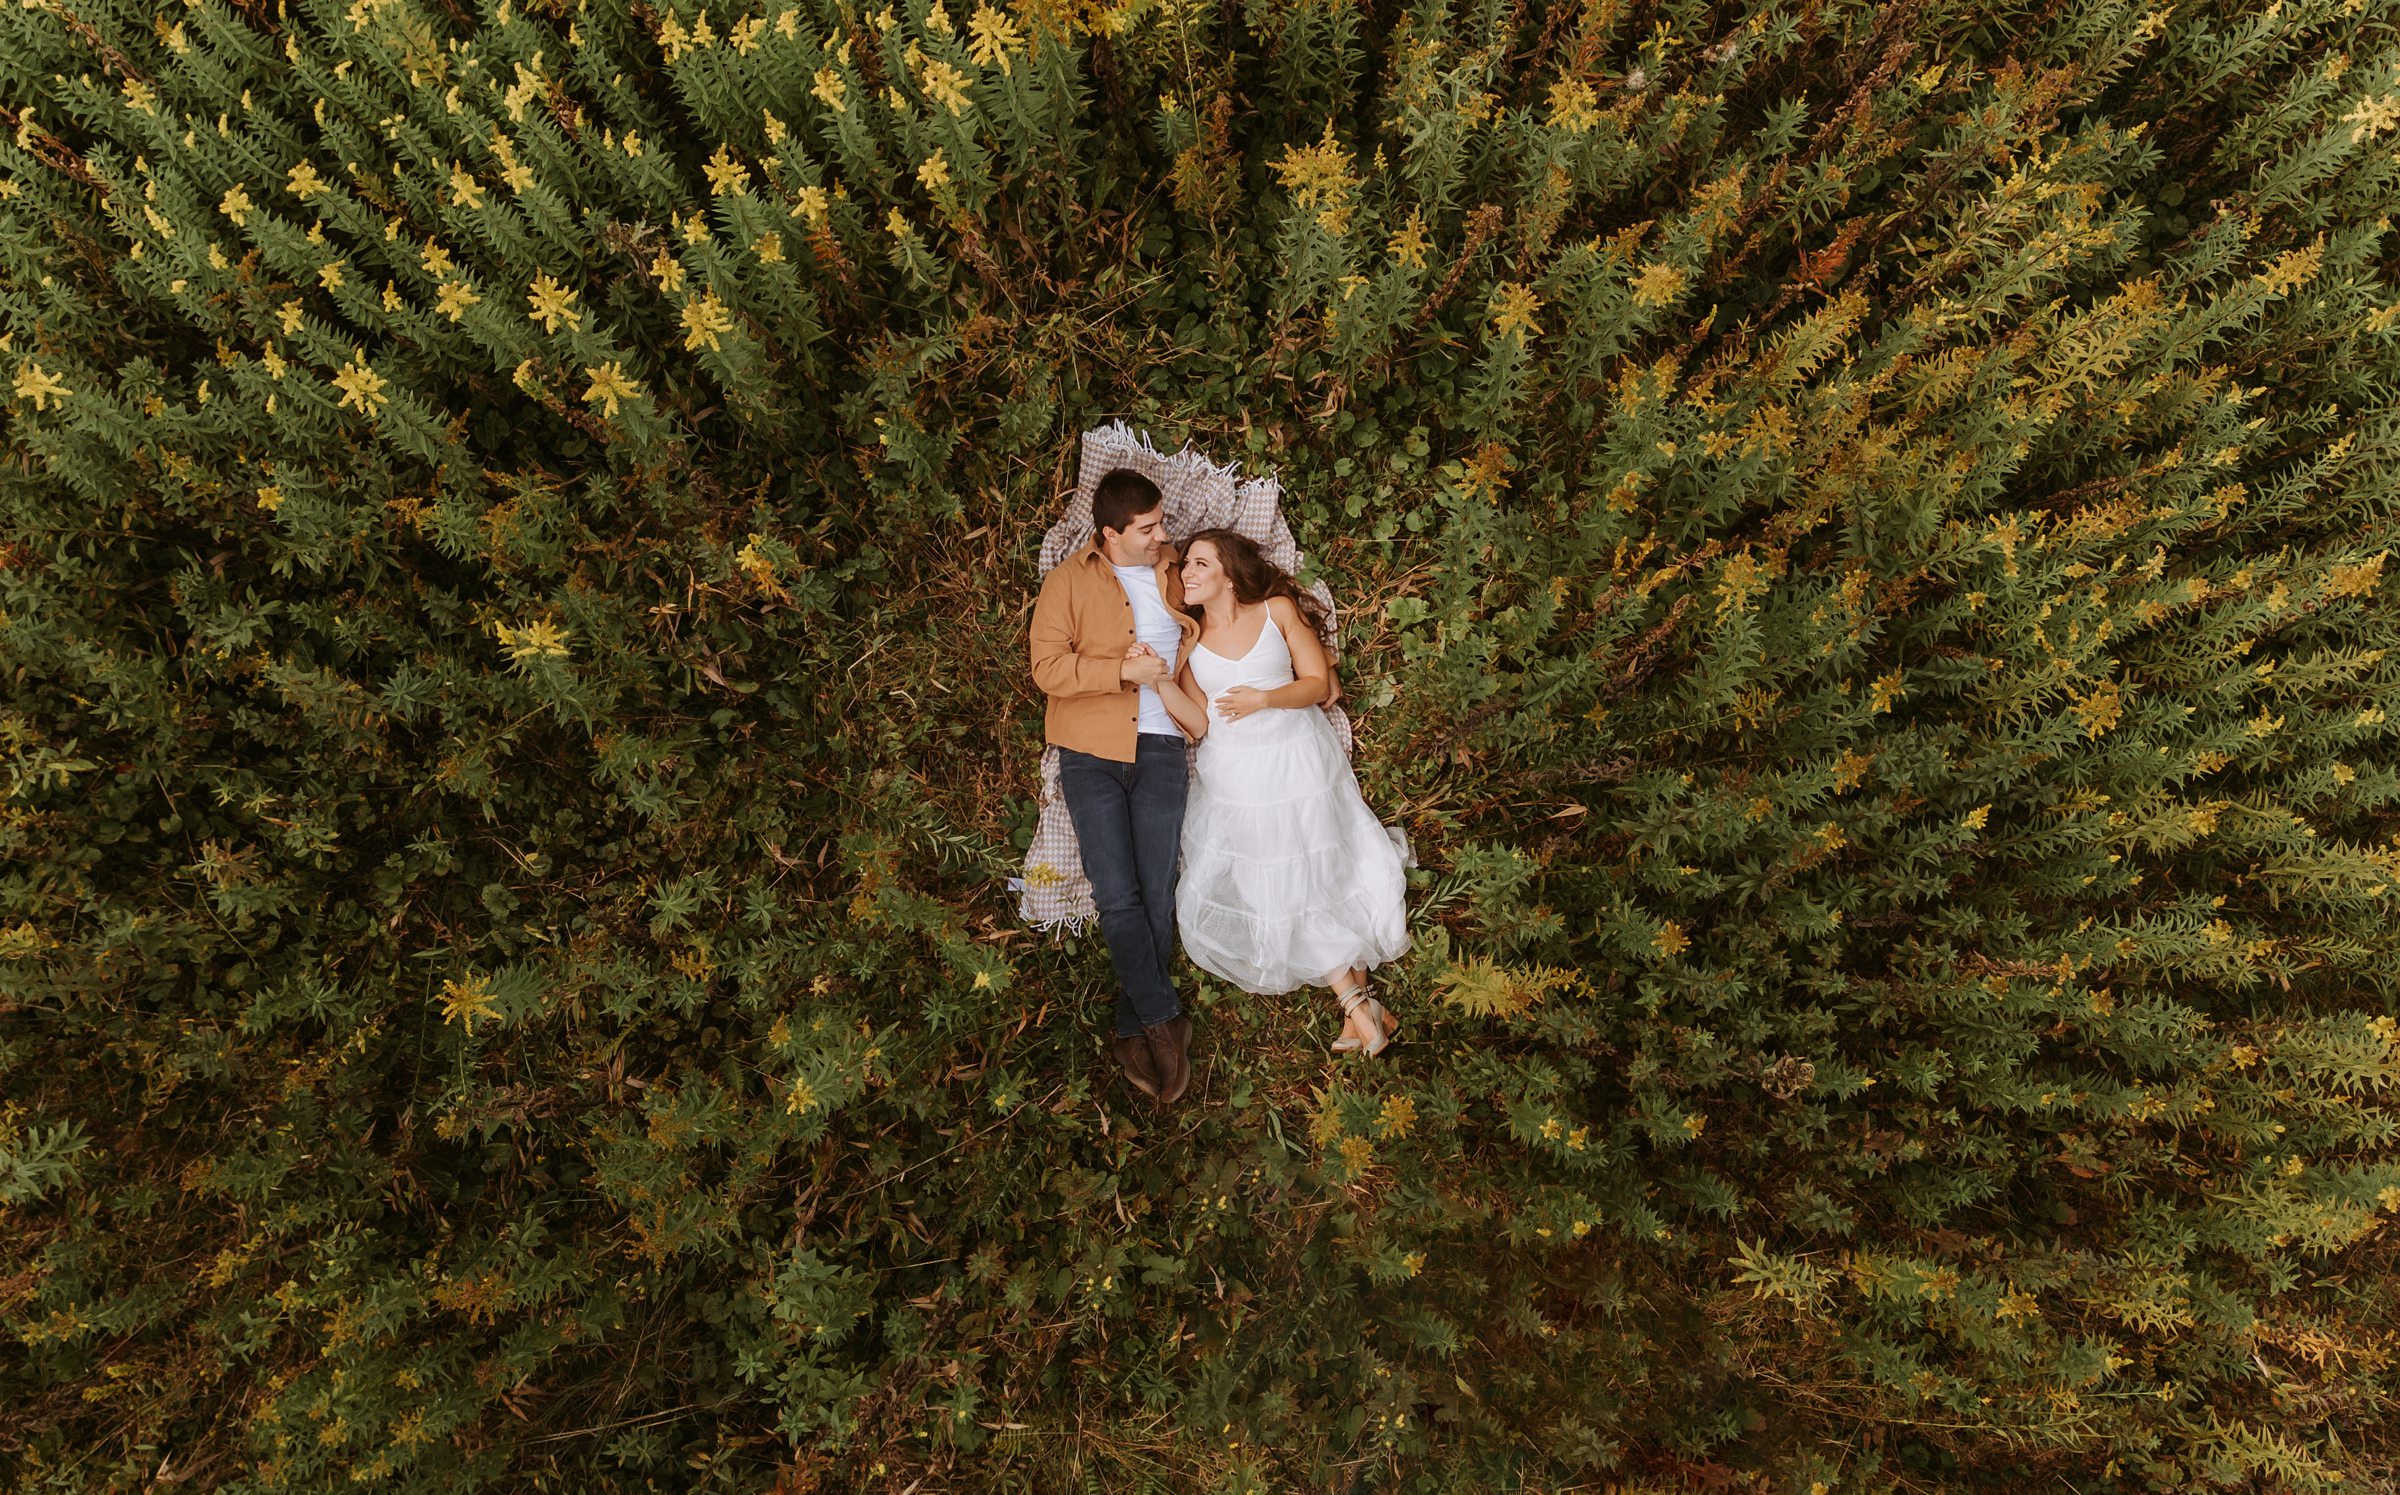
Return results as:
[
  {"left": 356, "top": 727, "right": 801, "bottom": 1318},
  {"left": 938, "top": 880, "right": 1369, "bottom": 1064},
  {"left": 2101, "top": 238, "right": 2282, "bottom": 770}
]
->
[{"left": 3, "top": 0, "right": 2398, "bottom": 1488}]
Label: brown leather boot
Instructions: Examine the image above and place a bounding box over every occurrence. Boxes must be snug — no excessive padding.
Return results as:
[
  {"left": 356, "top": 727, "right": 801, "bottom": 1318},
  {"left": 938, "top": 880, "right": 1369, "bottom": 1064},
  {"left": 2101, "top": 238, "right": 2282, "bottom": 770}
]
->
[
  {"left": 1112, "top": 1033, "right": 1162, "bottom": 1101},
  {"left": 1142, "top": 1014, "right": 1191, "bottom": 1105}
]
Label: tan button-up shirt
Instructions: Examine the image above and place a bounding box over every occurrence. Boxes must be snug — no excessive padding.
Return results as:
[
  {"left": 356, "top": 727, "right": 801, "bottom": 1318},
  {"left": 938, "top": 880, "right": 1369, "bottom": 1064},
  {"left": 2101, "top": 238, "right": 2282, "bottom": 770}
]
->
[{"left": 1029, "top": 537, "right": 1203, "bottom": 762}]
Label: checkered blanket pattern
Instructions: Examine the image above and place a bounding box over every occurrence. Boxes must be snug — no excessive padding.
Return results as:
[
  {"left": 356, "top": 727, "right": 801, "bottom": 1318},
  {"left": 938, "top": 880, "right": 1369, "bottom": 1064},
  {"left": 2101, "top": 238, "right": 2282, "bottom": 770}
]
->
[{"left": 1012, "top": 418, "right": 1353, "bottom": 934}]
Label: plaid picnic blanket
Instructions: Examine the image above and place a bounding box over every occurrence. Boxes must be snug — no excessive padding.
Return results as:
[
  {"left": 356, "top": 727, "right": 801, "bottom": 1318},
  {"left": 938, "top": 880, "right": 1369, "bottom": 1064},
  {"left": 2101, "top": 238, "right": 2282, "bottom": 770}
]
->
[{"left": 1012, "top": 418, "right": 1353, "bottom": 934}]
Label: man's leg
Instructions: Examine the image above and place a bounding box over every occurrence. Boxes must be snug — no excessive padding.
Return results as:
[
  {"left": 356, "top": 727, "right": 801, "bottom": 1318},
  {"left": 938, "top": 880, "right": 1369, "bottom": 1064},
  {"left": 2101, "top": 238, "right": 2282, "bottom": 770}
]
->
[
  {"left": 1056, "top": 747, "right": 1177, "bottom": 1040},
  {"left": 1126, "top": 733, "right": 1188, "bottom": 1028}
]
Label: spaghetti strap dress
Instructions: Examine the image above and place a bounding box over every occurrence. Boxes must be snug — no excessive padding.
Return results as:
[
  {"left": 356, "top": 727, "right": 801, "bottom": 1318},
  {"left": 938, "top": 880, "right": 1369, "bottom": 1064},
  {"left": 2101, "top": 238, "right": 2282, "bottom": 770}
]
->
[{"left": 1174, "top": 608, "right": 1411, "bottom": 995}]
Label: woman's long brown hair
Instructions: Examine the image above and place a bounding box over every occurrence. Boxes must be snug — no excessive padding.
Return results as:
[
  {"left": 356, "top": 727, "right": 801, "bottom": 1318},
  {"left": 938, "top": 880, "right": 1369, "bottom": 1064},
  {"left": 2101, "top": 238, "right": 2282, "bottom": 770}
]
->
[{"left": 1180, "top": 528, "right": 1332, "bottom": 643}]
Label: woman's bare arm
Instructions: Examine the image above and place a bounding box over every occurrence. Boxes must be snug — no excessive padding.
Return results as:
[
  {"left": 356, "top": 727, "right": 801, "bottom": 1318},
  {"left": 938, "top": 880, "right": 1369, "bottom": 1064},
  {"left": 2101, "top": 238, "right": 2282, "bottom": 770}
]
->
[
  {"left": 1258, "top": 597, "right": 1331, "bottom": 708},
  {"left": 1152, "top": 648, "right": 1211, "bottom": 741}
]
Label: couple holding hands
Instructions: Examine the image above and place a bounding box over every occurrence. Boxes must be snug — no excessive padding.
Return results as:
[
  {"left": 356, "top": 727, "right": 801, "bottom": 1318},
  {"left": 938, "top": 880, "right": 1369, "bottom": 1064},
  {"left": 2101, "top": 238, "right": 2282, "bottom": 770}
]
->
[{"left": 1028, "top": 468, "right": 1412, "bottom": 1105}]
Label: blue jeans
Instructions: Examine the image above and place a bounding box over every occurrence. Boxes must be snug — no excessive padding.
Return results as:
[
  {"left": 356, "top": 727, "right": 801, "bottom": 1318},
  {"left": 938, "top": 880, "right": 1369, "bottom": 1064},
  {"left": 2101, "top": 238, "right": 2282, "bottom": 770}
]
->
[{"left": 1057, "top": 734, "right": 1187, "bottom": 1038}]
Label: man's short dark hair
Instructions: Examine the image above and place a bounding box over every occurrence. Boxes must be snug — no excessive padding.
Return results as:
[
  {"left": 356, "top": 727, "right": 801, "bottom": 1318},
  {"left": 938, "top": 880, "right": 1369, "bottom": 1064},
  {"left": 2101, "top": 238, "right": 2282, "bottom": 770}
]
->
[{"left": 1092, "top": 469, "right": 1164, "bottom": 546}]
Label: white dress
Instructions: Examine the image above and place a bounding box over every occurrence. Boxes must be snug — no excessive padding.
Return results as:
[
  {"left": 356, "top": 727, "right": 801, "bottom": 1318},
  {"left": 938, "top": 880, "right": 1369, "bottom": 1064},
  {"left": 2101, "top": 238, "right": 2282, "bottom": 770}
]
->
[{"left": 1176, "top": 607, "right": 1412, "bottom": 995}]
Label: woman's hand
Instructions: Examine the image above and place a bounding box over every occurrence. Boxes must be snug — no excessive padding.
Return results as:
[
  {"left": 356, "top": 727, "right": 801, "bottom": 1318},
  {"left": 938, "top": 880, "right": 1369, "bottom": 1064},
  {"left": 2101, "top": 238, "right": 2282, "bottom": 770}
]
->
[
  {"left": 1120, "top": 640, "right": 1169, "bottom": 686},
  {"left": 1214, "top": 685, "right": 1268, "bottom": 722}
]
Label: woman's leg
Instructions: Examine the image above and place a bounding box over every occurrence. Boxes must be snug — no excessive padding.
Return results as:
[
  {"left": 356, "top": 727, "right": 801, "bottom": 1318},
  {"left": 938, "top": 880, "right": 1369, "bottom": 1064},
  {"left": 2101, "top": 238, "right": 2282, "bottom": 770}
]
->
[{"left": 1325, "top": 965, "right": 1380, "bottom": 1047}]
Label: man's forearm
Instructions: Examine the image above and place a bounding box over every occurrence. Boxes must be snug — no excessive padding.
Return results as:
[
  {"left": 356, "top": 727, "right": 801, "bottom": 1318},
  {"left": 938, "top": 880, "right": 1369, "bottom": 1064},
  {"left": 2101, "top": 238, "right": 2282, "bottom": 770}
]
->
[
  {"left": 1028, "top": 580, "right": 1130, "bottom": 698},
  {"left": 1032, "top": 646, "right": 1131, "bottom": 698}
]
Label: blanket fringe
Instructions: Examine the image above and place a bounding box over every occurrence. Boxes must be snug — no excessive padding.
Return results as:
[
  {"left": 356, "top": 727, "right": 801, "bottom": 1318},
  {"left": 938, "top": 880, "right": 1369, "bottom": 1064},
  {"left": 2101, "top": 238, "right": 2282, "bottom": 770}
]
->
[{"left": 1082, "top": 416, "right": 1260, "bottom": 495}]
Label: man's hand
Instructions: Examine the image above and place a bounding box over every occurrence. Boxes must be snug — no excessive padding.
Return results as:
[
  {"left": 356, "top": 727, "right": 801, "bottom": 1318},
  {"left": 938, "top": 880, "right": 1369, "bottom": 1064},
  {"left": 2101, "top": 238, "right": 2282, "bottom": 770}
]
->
[{"left": 1120, "top": 641, "right": 1170, "bottom": 687}]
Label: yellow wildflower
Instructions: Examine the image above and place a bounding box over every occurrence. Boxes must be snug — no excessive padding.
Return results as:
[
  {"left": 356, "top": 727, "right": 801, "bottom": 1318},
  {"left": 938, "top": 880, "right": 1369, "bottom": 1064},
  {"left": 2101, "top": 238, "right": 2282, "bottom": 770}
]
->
[
  {"left": 968, "top": 1, "right": 1022, "bottom": 72},
  {"left": 918, "top": 149, "right": 951, "bottom": 191},
  {"left": 703, "top": 144, "right": 751, "bottom": 197},
  {"left": 1630, "top": 261, "right": 1687, "bottom": 306},
  {"left": 1459, "top": 440, "right": 1514, "bottom": 499},
  {"left": 919, "top": 57, "right": 973, "bottom": 114},
  {"left": 219, "top": 184, "right": 254, "bottom": 226},
  {"left": 812, "top": 66, "right": 848, "bottom": 111},
  {"left": 331, "top": 352, "right": 388, "bottom": 416},
  {"left": 287, "top": 160, "right": 326, "bottom": 199},
  {"left": 2343, "top": 93, "right": 2400, "bottom": 142},
  {"left": 420, "top": 241, "right": 454, "bottom": 276},
  {"left": 1489, "top": 281, "right": 1542, "bottom": 340},
  {"left": 1271, "top": 119, "right": 1357, "bottom": 233},
  {"left": 435, "top": 280, "right": 480, "bottom": 321},
  {"left": 2325, "top": 550, "right": 2389, "bottom": 598},
  {"left": 794, "top": 184, "right": 830, "bottom": 226},
  {"left": 318, "top": 260, "right": 345, "bottom": 291},
  {"left": 448, "top": 165, "right": 485, "bottom": 209},
  {"left": 1549, "top": 75, "right": 1601, "bottom": 132},
  {"left": 581, "top": 360, "right": 640, "bottom": 417},
  {"left": 1653, "top": 920, "right": 1689, "bottom": 957},
  {"left": 525, "top": 271, "right": 580, "bottom": 333},
  {"left": 1386, "top": 206, "right": 1430, "bottom": 269},
  {"left": 279, "top": 299, "right": 306, "bottom": 335},
  {"left": 736, "top": 534, "right": 778, "bottom": 588},
  {"left": 656, "top": 11, "right": 689, "bottom": 59},
  {"left": 2071, "top": 678, "right": 2122, "bottom": 737},
  {"left": 13, "top": 360, "right": 69, "bottom": 410},
  {"left": 681, "top": 293, "right": 734, "bottom": 352},
  {"left": 494, "top": 616, "right": 572, "bottom": 661},
  {"left": 437, "top": 974, "right": 502, "bottom": 1030},
  {"left": 649, "top": 249, "right": 685, "bottom": 292}
]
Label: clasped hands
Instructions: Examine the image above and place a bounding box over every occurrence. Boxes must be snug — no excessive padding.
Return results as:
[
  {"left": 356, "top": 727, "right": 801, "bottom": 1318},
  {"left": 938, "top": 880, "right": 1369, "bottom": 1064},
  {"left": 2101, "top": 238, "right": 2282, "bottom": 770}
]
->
[{"left": 1121, "top": 642, "right": 1266, "bottom": 721}]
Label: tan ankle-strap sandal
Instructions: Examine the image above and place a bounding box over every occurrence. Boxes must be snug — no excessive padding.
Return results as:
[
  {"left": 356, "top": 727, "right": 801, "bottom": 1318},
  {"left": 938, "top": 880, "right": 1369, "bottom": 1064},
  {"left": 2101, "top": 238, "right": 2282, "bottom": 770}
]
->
[{"left": 1332, "top": 982, "right": 1398, "bottom": 1057}]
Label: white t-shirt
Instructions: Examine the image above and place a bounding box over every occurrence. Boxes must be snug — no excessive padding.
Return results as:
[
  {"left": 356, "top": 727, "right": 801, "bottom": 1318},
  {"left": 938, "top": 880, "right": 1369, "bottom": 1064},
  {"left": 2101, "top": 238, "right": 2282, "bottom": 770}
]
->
[{"left": 1112, "top": 563, "right": 1183, "bottom": 736}]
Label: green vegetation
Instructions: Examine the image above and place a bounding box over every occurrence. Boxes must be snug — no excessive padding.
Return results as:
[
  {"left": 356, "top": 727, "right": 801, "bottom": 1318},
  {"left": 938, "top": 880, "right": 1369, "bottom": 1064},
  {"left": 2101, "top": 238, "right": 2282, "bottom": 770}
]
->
[{"left": 3, "top": 0, "right": 2397, "bottom": 1487}]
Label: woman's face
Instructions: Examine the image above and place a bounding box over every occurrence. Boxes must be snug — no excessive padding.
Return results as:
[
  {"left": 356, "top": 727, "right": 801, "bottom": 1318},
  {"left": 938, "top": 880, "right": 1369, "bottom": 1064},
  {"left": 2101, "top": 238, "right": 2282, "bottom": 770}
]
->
[{"left": 1181, "top": 540, "right": 1228, "bottom": 603}]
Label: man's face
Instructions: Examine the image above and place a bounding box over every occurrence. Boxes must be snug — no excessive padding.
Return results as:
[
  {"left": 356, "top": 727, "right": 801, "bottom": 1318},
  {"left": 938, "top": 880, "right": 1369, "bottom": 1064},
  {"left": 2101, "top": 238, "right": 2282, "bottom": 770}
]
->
[{"left": 1102, "top": 504, "right": 1166, "bottom": 566}]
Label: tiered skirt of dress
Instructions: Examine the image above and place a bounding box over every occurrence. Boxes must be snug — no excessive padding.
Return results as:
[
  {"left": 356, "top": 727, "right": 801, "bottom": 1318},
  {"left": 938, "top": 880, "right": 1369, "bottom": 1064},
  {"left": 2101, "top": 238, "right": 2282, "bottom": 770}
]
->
[{"left": 1175, "top": 615, "right": 1411, "bottom": 995}]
